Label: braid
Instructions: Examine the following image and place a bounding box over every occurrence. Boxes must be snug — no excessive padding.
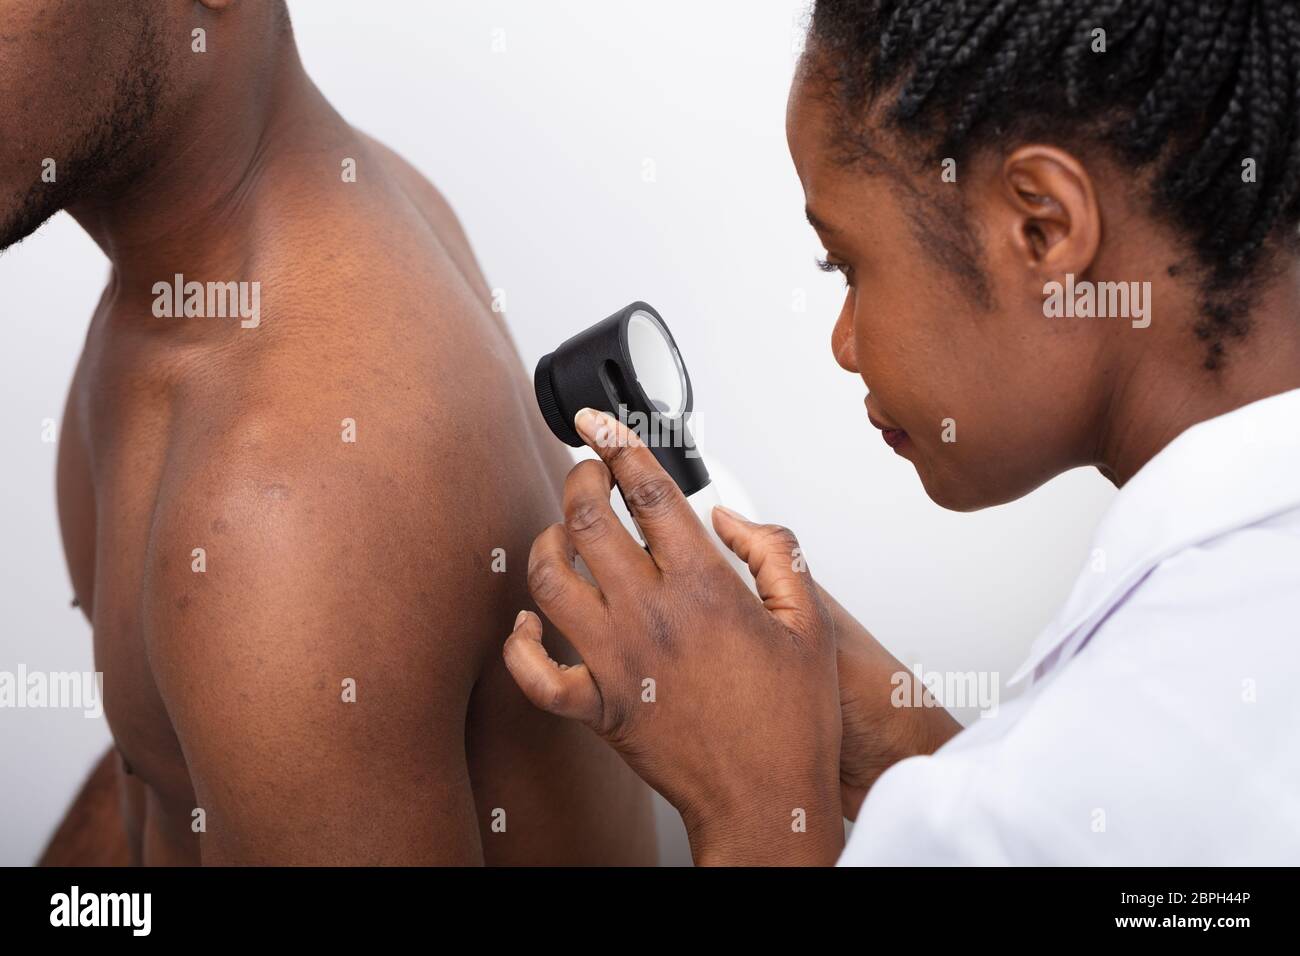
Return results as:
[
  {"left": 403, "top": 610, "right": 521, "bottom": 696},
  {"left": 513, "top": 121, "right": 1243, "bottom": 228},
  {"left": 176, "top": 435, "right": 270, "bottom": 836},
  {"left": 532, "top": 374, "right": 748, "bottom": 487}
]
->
[
  {"left": 893, "top": 2, "right": 995, "bottom": 121},
  {"left": 946, "top": 1, "right": 1075, "bottom": 150},
  {"left": 1124, "top": 1, "right": 1231, "bottom": 162},
  {"left": 810, "top": 0, "right": 1300, "bottom": 367},
  {"left": 1239, "top": 2, "right": 1300, "bottom": 266}
]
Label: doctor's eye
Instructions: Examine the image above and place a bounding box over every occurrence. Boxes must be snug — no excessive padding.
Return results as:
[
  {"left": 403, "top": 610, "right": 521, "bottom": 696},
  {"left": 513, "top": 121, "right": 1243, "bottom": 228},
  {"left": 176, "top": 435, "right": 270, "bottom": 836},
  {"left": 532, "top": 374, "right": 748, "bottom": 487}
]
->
[{"left": 816, "top": 256, "right": 854, "bottom": 288}]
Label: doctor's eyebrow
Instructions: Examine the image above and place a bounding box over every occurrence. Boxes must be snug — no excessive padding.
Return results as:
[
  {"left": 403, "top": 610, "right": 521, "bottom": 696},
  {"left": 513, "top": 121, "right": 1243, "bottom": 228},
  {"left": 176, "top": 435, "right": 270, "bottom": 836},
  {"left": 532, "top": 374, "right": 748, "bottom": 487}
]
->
[{"left": 805, "top": 207, "right": 837, "bottom": 235}]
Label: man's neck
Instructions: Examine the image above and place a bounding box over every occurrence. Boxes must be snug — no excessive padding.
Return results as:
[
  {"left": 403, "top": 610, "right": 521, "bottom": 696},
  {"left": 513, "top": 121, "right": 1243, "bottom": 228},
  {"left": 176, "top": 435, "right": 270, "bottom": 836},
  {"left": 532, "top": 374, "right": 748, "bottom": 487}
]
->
[{"left": 68, "top": 34, "right": 335, "bottom": 292}]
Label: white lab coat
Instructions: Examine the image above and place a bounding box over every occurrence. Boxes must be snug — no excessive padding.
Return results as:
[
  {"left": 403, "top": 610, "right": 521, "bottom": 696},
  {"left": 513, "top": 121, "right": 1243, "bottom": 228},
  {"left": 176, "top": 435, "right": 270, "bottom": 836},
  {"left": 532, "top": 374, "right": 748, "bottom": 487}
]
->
[{"left": 840, "top": 388, "right": 1300, "bottom": 865}]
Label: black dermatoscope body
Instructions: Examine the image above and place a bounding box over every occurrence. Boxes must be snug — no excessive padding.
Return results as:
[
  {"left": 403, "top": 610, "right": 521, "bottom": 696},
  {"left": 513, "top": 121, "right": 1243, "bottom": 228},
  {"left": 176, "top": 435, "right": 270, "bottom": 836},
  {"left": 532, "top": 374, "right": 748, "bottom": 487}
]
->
[{"left": 534, "top": 302, "right": 753, "bottom": 582}]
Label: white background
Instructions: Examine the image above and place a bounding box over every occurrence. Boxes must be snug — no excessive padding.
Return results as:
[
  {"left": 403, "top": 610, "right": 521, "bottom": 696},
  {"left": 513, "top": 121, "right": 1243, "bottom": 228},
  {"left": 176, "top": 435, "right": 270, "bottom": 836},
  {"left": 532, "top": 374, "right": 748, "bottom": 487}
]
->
[{"left": 0, "top": 0, "right": 1114, "bottom": 866}]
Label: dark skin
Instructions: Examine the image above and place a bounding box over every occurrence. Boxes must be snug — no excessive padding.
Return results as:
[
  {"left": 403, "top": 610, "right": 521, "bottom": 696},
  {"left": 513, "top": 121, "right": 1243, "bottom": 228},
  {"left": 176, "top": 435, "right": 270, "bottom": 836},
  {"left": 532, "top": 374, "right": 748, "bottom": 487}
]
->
[
  {"left": 503, "top": 54, "right": 1300, "bottom": 865},
  {"left": 14, "top": 0, "right": 654, "bottom": 865},
  {"left": 38, "top": 749, "right": 132, "bottom": 867}
]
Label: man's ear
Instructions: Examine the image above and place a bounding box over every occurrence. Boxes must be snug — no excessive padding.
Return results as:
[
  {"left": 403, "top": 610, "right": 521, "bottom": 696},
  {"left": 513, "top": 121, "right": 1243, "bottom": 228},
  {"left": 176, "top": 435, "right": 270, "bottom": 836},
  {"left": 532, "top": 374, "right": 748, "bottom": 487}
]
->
[{"left": 999, "top": 145, "right": 1101, "bottom": 279}]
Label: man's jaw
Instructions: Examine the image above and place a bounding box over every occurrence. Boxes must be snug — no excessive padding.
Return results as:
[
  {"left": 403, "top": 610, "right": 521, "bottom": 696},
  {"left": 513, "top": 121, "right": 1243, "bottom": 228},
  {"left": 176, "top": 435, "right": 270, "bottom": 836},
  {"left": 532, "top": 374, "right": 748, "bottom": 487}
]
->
[{"left": 0, "top": 180, "right": 66, "bottom": 254}]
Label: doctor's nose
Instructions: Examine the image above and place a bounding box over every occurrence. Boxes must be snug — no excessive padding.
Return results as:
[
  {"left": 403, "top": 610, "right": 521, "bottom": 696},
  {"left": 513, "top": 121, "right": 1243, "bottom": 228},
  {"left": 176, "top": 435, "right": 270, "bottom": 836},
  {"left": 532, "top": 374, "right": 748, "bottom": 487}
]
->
[{"left": 831, "top": 303, "right": 858, "bottom": 374}]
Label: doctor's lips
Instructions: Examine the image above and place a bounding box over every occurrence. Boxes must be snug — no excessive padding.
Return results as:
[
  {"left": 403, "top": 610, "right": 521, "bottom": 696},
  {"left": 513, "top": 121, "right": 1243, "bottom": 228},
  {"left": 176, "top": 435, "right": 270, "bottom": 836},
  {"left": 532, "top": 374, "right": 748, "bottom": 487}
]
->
[{"left": 866, "top": 405, "right": 909, "bottom": 449}]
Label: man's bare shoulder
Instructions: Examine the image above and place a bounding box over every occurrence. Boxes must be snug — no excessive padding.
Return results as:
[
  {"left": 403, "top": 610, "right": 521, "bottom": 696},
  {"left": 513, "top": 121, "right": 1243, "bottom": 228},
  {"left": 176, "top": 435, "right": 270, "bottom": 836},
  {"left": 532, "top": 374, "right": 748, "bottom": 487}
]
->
[
  {"left": 243, "top": 127, "right": 497, "bottom": 345},
  {"left": 143, "top": 304, "right": 551, "bottom": 676},
  {"left": 139, "top": 126, "right": 559, "bottom": 671},
  {"left": 149, "top": 372, "right": 535, "bottom": 633},
  {"left": 354, "top": 130, "right": 484, "bottom": 263}
]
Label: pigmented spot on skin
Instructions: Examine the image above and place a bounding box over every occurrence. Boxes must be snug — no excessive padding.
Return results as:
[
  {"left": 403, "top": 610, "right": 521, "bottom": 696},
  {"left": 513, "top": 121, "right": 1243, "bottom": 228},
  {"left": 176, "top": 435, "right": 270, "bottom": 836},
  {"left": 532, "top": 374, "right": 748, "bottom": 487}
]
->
[
  {"left": 176, "top": 594, "right": 191, "bottom": 613},
  {"left": 642, "top": 602, "right": 676, "bottom": 654},
  {"left": 211, "top": 517, "right": 229, "bottom": 534}
]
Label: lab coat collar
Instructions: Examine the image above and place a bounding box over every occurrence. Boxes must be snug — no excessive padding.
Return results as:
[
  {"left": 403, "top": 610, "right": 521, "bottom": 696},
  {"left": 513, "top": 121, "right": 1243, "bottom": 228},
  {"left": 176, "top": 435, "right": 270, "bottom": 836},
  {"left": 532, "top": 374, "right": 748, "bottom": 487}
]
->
[{"left": 1008, "top": 387, "right": 1300, "bottom": 687}]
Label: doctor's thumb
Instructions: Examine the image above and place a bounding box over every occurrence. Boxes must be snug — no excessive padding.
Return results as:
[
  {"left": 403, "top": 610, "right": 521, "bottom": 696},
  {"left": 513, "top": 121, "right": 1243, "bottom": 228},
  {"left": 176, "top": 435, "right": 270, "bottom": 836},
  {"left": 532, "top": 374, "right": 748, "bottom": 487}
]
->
[{"left": 711, "top": 505, "right": 827, "bottom": 641}]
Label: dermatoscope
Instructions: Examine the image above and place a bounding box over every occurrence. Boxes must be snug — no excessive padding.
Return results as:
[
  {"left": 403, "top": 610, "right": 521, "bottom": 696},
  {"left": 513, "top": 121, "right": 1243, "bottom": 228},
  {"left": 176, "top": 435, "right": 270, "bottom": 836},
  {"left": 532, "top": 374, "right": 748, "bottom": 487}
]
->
[{"left": 534, "top": 301, "right": 754, "bottom": 583}]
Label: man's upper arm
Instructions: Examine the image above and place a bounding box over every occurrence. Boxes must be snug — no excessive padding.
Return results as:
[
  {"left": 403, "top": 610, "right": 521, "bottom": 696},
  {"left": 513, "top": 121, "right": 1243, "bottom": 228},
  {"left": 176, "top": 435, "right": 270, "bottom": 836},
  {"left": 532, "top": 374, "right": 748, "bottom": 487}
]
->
[{"left": 143, "top": 462, "right": 488, "bottom": 865}]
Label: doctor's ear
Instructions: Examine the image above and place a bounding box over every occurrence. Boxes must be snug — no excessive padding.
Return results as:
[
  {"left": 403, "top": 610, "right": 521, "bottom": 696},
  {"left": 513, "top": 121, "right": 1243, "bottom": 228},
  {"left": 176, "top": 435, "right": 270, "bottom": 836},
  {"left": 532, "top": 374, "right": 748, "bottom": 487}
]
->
[{"left": 997, "top": 145, "right": 1101, "bottom": 280}]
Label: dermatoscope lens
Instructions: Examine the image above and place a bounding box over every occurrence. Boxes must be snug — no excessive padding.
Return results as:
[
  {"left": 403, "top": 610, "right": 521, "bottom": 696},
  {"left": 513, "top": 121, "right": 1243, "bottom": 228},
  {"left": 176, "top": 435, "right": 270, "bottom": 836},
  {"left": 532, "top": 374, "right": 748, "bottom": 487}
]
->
[{"left": 626, "top": 309, "right": 687, "bottom": 419}]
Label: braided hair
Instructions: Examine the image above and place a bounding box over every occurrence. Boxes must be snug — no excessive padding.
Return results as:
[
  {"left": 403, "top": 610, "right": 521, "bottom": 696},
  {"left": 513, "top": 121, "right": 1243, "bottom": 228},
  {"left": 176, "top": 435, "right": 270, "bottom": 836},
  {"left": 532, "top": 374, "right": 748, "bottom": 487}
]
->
[{"left": 809, "top": 0, "right": 1300, "bottom": 368}]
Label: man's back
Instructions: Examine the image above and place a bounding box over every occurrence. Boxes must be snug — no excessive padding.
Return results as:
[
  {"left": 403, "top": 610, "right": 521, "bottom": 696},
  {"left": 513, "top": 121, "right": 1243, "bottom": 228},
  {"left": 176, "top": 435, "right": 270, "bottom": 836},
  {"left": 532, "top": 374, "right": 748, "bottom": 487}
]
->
[{"left": 42, "top": 65, "right": 654, "bottom": 864}]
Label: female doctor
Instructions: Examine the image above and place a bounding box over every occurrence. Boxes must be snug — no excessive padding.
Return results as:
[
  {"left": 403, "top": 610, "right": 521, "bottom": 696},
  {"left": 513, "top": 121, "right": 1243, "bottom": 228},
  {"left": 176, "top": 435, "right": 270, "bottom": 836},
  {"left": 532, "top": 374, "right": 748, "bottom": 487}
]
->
[{"left": 503, "top": 0, "right": 1300, "bottom": 865}]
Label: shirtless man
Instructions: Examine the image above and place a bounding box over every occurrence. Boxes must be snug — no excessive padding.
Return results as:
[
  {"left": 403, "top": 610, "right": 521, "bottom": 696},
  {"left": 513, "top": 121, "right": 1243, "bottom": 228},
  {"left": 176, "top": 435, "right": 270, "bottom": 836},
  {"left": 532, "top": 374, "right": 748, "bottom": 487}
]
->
[{"left": 6, "top": 0, "right": 655, "bottom": 864}]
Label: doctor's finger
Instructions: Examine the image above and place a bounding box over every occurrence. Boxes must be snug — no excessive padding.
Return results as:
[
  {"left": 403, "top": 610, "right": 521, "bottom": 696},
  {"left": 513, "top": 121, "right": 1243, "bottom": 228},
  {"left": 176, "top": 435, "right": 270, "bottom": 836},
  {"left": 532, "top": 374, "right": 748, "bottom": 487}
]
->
[
  {"left": 573, "top": 408, "right": 712, "bottom": 573},
  {"left": 503, "top": 611, "right": 602, "bottom": 726},
  {"left": 711, "top": 506, "right": 827, "bottom": 640},
  {"left": 562, "top": 458, "right": 656, "bottom": 590},
  {"left": 526, "top": 523, "right": 605, "bottom": 649}
]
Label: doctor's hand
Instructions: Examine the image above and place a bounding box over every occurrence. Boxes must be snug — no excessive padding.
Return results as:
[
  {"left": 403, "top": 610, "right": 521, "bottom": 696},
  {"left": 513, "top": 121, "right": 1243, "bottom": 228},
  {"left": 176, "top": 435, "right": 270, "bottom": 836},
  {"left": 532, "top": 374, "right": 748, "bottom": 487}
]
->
[
  {"left": 504, "top": 408, "right": 844, "bottom": 866},
  {"left": 813, "top": 585, "right": 963, "bottom": 819}
]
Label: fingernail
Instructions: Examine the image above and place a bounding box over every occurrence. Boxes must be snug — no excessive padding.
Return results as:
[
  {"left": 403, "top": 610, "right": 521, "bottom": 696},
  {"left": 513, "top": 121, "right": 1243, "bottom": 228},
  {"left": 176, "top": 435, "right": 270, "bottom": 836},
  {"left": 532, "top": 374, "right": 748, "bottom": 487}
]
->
[
  {"left": 574, "top": 407, "right": 605, "bottom": 442},
  {"left": 713, "top": 504, "right": 747, "bottom": 522},
  {"left": 513, "top": 610, "right": 528, "bottom": 629}
]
